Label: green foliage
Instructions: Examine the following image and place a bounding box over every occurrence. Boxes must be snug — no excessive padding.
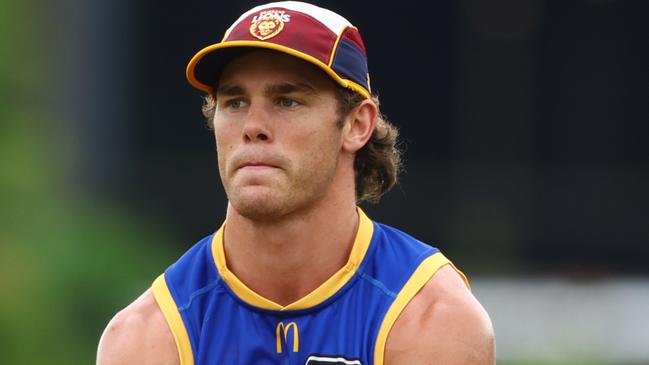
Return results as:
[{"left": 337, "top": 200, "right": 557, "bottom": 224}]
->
[{"left": 0, "top": 1, "right": 175, "bottom": 363}]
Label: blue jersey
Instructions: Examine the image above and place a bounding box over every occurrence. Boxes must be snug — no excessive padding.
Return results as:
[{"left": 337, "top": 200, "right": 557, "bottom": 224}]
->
[{"left": 152, "top": 209, "right": 468, "bottom": 365}]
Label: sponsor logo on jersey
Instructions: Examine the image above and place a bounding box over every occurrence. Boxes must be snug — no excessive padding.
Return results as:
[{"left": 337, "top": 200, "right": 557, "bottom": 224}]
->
[
  {"left": 305, "top": 355, "right": 363, "bottom": 365},
  {"left": 250, "top": 10, "right": 291, "bottom": 40},
  {"left": 276, "top": 321, "right": 299, "bottom": 353}
]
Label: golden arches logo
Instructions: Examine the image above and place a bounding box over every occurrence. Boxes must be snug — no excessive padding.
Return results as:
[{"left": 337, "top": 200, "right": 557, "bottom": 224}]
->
[{"left": 276, "top": 321, "right": 299, "bottom": 353}]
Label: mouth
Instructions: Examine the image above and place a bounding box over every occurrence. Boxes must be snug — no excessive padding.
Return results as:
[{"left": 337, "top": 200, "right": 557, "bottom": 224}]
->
[
  {"left": 231, "top": 153, "right": 286, "bottom": 173},
  {"left": 238, "top": 162, "right": 279, "bottom": 170}
]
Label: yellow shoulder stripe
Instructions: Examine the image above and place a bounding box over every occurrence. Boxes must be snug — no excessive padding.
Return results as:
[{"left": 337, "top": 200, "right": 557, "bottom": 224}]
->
[
  {"left": 152, "top": 274, "right": 195, "bottom": 365},
  {"left": 373, "top": 253, "right": 469, "bottom": 365}
]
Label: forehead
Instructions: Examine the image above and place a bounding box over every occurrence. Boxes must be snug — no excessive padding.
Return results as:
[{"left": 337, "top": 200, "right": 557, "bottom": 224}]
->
[{"left": 217, "top": 50, "right": 337, "bottom": 91}]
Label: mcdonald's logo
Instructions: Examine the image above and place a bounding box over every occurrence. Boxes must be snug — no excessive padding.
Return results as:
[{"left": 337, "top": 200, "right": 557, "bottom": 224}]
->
[{"left": 276, "top": 321, "right": 299, "bottom": 353}]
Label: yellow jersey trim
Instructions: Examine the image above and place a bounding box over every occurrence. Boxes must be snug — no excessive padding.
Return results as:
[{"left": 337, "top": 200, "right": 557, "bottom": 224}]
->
[
  {"left": 211, "top": 207, "right": 375, "bottom": 311},
  {"left": 373, "top": 253, "right": 470, "bottom": 365},
  {"left": 186, "top": 40, "right": 371, "bottom": 99},
  {"left": 152, "top": 274, "right": 195, "bottom": 365}
]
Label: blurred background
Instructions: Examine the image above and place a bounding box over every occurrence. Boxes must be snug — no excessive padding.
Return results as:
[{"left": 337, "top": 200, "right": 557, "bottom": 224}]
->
[{"left": 1, "top": 0, "right": 647, "bottom": 363}]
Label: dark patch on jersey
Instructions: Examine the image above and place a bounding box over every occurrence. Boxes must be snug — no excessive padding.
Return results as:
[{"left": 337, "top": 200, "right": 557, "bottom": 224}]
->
[{"left": 304, "top": 354, "right": 363, "bottom": 365}]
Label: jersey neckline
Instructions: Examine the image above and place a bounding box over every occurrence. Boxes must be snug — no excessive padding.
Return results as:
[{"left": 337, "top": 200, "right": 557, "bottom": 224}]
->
[{"left": 210, "top": 207, "right": 374, "bottom": 311}]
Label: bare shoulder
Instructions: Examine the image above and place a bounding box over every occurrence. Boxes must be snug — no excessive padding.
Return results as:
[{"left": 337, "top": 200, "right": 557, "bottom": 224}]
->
[
  {"left": 97, "top": 288, "right": 179, "bottom": 365},
  {"left": 384, "top": 265, "right": 495, "bottom": 365}
]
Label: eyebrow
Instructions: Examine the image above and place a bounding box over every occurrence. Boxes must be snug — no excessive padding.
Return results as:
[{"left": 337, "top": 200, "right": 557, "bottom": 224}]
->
[
  {"left": 215, "top": 82, "right": 316, "bottom": 96},
  {"left": 215, "top": 85, "right": 245, "bottom": 96},
  {"left": 264, "top": 82, "right": 316, "bottom": 95}
]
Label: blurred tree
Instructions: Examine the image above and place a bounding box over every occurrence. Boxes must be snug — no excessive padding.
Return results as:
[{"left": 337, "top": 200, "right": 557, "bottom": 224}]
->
[{"left": 0, "top": 1, "right": 175, "bottom": 363}]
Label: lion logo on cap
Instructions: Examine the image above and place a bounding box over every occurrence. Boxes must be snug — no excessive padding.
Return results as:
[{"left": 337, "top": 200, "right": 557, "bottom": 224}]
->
[{"left": 249, "top": 10, "right": 291, "bottom": 40}]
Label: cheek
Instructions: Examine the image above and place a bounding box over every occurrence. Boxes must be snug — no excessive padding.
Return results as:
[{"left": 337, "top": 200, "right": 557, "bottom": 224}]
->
[
  {"left": 286, "top": 111, "right": 341, "bottom": 151},
  {"left": 214, "top": 119, "right": 238, "bottom": 150},
  {"left": 292, "top": 127, "right": 341, "bottom": 169},
  {"left": 213, "top": 123, "right": 238, "bottom": 173}
]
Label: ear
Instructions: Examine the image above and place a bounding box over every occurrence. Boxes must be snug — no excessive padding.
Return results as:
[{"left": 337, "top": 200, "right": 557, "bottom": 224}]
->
[{"left": 341, "top": 99, "right": 378, "bottom": 154}]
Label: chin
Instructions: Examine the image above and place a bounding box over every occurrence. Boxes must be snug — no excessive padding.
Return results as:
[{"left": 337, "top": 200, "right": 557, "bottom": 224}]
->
[
  {"left": 229, "top": 188, "right": 290, "bottom": 221},
  {"left": 231, "top": 201, "right": 290, "bottom": 221}
]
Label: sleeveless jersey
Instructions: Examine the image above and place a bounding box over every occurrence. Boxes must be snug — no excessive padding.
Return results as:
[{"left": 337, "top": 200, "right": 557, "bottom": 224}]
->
[{"left": 152, "top": 209, "right": 468, "bottom": 365}]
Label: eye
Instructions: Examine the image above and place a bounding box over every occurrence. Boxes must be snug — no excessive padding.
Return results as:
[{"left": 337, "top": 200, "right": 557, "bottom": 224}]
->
[
  {"left": 224, "top": 98, "right": 247, "bottom": 109},
  {"left": 277, "top": 97, "right": 299, "bottom": 108}
]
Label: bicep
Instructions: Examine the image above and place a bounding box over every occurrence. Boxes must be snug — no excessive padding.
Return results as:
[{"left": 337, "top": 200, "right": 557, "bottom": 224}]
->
[
  {"left": 97, "top": 289, "right": 179, "bottom": 365},
  {"left": 97, "top": 312, "right": 144, "bottom": 365},
  {"left": 405, "top": 306, "right": 495, "bottom": 365},
  {"left": 384, "top": 265, "right": 495, "bottom": 365}
]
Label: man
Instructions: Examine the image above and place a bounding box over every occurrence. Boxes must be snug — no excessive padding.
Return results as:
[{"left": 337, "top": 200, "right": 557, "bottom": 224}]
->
[{"left": 97, "top": 2, "right": 495, "bottom": 364}]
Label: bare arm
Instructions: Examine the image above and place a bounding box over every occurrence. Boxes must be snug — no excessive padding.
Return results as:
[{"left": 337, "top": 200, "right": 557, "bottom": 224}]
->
[
  {"left": 97, "top": 289, "right": 179, "bottom": 365},
  {"left": 385, "top": 265, "right": 495, "bottom": 365}
]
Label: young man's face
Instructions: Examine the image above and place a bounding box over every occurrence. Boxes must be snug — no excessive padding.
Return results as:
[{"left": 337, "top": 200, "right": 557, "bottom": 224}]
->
[{"left": 213, "top": 50, "right": 345, "bottom": 220}]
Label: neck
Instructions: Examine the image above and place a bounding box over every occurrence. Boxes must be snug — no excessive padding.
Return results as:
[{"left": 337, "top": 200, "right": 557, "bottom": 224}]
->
[{"left": 221, "top": 187, "right": 359, "bottom": 307}]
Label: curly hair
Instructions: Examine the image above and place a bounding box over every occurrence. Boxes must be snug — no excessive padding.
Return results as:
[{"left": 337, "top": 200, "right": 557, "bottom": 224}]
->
[{"left": 201, "top": 88, "right": 402, "bottom": 203}]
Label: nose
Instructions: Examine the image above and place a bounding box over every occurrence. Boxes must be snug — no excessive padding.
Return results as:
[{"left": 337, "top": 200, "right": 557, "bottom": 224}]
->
[{"left": 242, "top": 103, "right": 272, "bottom": 143}]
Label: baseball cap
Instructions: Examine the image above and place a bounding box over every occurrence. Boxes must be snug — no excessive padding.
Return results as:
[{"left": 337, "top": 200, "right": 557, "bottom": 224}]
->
[{"left": 186, "top": 1, "right": 371, "bottom": 99}]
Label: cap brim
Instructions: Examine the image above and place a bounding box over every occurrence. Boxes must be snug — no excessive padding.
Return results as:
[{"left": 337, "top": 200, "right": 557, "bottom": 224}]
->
[{"left": 186, "top": 40, "right": 371, "bottom": 99}]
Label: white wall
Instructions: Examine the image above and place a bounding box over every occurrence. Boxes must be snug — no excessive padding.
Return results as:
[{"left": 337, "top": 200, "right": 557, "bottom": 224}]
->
[{"left": 471, "top": 278, "right": 649, "bottom": 364}]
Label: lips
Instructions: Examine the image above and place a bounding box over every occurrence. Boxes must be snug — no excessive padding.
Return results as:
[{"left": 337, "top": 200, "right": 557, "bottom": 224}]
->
[
  {"left": 230, "top": 152, "right": 287, "bottom": 173},
  {"left": 238, "top": 162, "right": 278, "bottom": 169}
]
